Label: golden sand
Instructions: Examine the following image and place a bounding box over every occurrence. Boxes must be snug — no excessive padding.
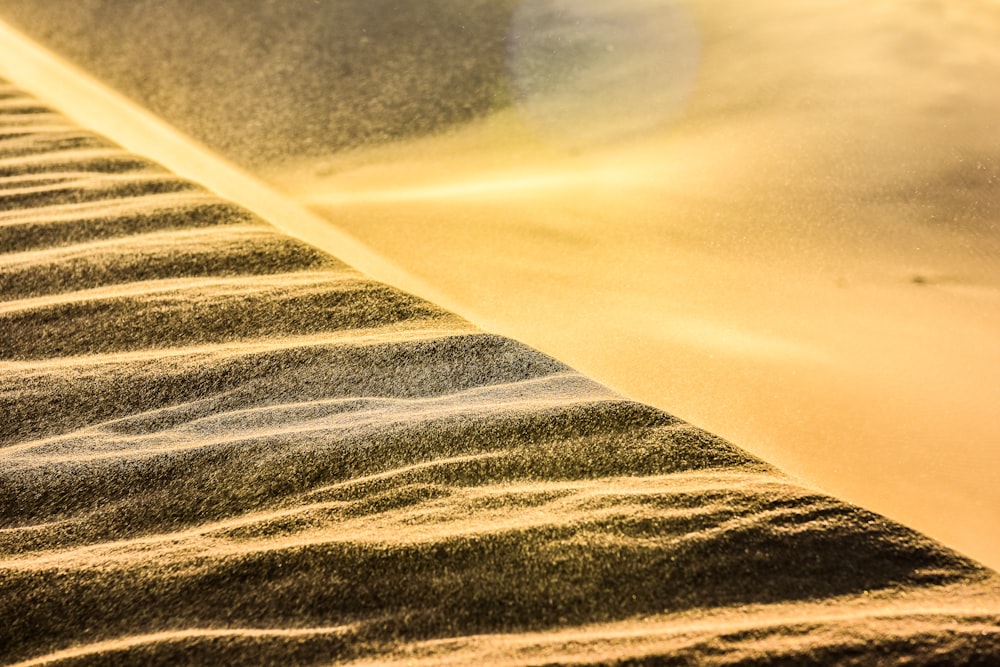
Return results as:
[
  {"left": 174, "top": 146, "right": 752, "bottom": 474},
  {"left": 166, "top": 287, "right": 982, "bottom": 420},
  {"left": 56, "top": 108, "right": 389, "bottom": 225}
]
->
[
  {"left": 1, "top": 78, "right": 999, "bottom": 665},
  {"left": 2, "top": 0, "right": 995, "bottom": 571}
]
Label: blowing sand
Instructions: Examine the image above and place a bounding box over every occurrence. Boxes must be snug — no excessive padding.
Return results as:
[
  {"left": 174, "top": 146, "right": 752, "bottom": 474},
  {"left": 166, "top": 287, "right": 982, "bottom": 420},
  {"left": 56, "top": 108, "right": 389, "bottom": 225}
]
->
[{"left": 2, "top": 79, "right": 1000, "bottom": 665}]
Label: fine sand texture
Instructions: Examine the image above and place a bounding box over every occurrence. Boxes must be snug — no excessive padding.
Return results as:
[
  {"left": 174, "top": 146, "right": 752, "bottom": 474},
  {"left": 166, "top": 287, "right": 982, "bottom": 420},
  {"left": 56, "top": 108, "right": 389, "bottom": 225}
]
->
[
  {"left": 3, "top": 84, "right": 1000, "bottom": 666},
  {"left": 2, "top": 0, "right": 997, "bottom": 573}
]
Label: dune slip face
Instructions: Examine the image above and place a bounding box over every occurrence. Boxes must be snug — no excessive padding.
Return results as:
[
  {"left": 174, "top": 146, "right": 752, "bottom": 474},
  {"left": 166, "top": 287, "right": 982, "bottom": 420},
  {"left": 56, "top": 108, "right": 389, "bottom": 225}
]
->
[{"left": 1, "top": 81, "right": 999, "bottom": 666}]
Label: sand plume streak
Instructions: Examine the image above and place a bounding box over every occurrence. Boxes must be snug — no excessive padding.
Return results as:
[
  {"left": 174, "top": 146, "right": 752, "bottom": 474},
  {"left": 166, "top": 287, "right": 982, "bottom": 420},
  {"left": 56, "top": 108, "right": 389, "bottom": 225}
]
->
[{"left": 1, "top": 82, "right": 999, "bottom": 666}]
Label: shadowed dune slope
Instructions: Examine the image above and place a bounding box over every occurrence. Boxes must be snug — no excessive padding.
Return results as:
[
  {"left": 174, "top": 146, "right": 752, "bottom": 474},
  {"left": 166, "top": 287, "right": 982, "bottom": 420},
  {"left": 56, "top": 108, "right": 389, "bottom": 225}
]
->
[
  {"left": 1, "top": 81, "right": 999, "bottom": 666},
  {"left": 0, "top": 0, "right": 518, "bottom": 167}
]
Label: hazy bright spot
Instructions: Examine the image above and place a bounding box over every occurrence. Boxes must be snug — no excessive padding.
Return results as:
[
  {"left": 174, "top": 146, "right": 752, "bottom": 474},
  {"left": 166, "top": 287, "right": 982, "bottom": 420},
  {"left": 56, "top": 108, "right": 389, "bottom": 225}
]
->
[{"left": 507, "top": 0, "right": 700, "bottom": 147}]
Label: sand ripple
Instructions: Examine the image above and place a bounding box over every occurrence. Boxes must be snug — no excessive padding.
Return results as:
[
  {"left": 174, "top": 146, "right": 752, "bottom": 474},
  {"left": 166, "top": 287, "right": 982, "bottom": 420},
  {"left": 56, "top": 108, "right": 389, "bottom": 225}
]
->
[{"left": 1, "top": 81, "right": 998, "bottom": 665}]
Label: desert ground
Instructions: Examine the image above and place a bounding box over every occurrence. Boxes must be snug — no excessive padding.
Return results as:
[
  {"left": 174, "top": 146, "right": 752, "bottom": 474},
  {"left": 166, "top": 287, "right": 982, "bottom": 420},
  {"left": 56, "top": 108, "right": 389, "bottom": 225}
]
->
[
  {"left": 0, "top": 0, "right": 995, "bottom": 569},
  {"left": 1, "top": 1, "right": 999, "bottom": 664},
  {"left": 2, "top": 73, "right": 999, "bottom": 666}
]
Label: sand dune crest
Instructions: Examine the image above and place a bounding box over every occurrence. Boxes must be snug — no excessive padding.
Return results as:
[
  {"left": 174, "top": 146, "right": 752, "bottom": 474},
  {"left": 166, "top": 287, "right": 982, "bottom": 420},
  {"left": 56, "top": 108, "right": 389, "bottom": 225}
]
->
[{"left": 0, "top": 80, "right": 997, "bottom": 665}]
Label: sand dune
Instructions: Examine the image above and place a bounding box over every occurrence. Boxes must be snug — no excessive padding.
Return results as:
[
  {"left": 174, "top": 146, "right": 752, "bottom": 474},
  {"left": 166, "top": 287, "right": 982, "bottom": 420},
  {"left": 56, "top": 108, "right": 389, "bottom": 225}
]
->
[
  {"left": 1, "top": 0, "right": 997, "bottom": 572},
  {"left": 2, "top": 82, "right": 1000, "bottom": 665}
]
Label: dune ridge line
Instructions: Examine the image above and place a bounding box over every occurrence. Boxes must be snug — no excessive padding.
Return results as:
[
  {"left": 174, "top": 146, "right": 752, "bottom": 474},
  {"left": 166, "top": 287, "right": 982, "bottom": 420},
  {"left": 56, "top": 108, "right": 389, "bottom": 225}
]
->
[{"left": 0, "top": 66, "right": 998, "bottom": 666}]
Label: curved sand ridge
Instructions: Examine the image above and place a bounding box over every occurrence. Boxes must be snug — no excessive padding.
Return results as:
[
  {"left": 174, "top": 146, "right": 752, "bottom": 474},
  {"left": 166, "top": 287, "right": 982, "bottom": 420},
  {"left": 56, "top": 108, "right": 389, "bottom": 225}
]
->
[{"left": 1, "top": 82, "right": 999, "bottom": 665}]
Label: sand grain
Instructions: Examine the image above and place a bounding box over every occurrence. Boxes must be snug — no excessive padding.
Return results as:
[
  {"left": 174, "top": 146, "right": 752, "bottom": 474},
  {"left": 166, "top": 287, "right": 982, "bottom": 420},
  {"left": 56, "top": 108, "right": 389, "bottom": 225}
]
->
[{"left": 0, "top": 82, "right": 997, "bottom": 666}]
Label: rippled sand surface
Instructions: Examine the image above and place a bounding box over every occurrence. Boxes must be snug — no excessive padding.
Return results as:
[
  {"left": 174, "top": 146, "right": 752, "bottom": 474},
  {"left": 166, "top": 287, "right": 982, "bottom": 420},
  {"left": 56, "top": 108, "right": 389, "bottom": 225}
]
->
[
  {"left": 1, "top": 0, "right": 997, "bottom": 572},
  {"left": 2, "top": 82, "right": 999, "bottom": 666}
]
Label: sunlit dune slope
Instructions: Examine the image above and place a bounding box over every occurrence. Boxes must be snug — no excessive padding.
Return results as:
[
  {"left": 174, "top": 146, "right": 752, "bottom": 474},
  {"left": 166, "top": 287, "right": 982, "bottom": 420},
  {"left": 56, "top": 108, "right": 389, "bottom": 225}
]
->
[
  {"left": 2, "top": 82, "right": 999, "bottom": 665},
  {"left": 2, "top": 0, "right": 997, "bottom": 573},
  {"left": 266, "top": 0, "right": 1000, "bottom": 574}
]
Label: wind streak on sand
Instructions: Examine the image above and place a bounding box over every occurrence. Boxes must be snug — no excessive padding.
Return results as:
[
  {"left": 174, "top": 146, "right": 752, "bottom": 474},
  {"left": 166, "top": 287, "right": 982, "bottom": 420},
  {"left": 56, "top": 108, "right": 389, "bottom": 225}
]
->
[{"left": 1, "top": 84, "right": 999, "bottom": 665}]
